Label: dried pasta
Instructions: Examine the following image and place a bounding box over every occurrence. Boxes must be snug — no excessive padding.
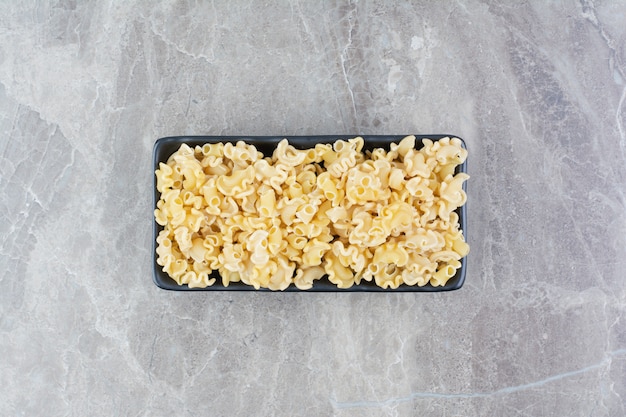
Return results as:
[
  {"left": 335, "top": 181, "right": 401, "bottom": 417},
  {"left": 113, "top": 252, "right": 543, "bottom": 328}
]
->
[{"left": 155, "top": 136, "right": 469, "bottom": 290}]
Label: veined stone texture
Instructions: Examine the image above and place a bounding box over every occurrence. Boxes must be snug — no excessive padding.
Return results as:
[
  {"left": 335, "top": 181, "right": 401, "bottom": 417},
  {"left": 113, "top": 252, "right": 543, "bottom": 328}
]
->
[{"left": 1, "top": 1, "right": 625, "bottom": 416}]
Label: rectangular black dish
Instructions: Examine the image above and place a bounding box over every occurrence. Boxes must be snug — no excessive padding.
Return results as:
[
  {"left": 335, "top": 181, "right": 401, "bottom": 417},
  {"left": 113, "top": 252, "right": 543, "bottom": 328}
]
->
[{"left": 152, "top": 135, "right": 468, "bottom": 292}]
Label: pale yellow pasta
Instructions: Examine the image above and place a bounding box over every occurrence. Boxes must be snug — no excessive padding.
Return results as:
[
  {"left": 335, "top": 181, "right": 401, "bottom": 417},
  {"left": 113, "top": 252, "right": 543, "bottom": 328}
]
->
[
  {"left": 331, "top": 240, "right": 359, "bottom": 267},
  {"left": 437, "top": 164, "right": 456, "bottom": 180},
  {"left": 325, "top": 251, "right": 355, "bottom": 288},
  {"left": 178, "top": 159, "right": 205, "bottom": 191},
  {"left": 280, "top": 244, "right": 302, "bottom": 264},
  {"left": 277, "top": 196, "right": 304, "bottom": 225},
  {"left": 431, "top": 262, "right": 459, "bottom": 287},
  {"left": 296, "top": 170, "right": 317, "bottom": 193},
  {"left": 220, "top": 243, "right": 245, "bottom": 272},
  {"left": 268, "top": 163, "right": 291, "bottom": 192},
  {"left": 402, "top": 253, "right": 437, "bottom": 286},
  {"left": 406, "top": 177, "right": 433, "bottom": 200},
  {"left": 317, "top": 172, "right": 344, "bottom": 206},
  {"left": 154, "top": 136, "right": 469, "bottom": 289},
  {"left": 199, "top": 142, "right": 223, "bottom": 157},
  {"left": 173, "top": 227, "right": 192, "bottom": 255},
  {"left": 219, "top": 267, "right": 241, "bottom": 287},
  {"left": 452, "top": 239, "right": 470, "bottom": 258},
  {"left": 291, "top": 222, "right": 322, "bottom": 239},
  {"left": 253, "top": 159, "right": 279, "bottom": 182},
  {"left": 302, "top": 239, "right": 332, "bottom": 267},
  {"left": 373, "top": 242, "right": 409, "bottom": 267},
  {"left": 245, "top": 264, "right": 270, "bottom": 289},
  {"left": 293, "top": 266, "right": 326, "bottom": 290},
  {"left": 286, "top": 182, "right": 304, "bottom": 199},
  {"left": 295, "top": 203, "right": 317, "bottom": 224},
  {"left": 245, "top": 215, "right": 271, "bottom": 231},
  {"left": 239, "top": 193, "right": 257, "bottom": 214},
  {"left": 200, "top": 179, "right": 222, "bottom": 215},
  {"left": 201, "top": 242, "right": 223, "bottom": 263},
  {"left": 223, "top": 141, "right": 261, "bottom": 168},
  {"left": 373, "top": 160, "right": 393, "bottom": 185},
  {"left": 273, "top": 139, "right": 308, "bottom": 167},
  {"left": 369, "top": 148, "right": 388, "bottom": 161},
  {"left": 348, "top": 211, "right": 373, "bottom": 246},
  {"left": 154, "top": 205, "right": 168, "bottom": 226},
  {"left": 216, "top": 165, "right": 256, "bottom": 197},
  {"left": 365, "top": 218, "right": 389, "bottom": 247},
  {"left": 402, "top": 150, "right": 429, "bottom": 178},
  {"left": 258, "top": 189, "right": 277, "bottom": 217},
  {"left": 380, "top": 201, "right": 414, "bottom": 234},
  {"left": 429, "top": 250, "right": 462, "bottom": 263},
  {"left": 220, "top": 196, "right": 239, "bottom": 217},
  {"left": 388, "top": 168, "right": 405, "bottom": 190},
  {"left": 182, "top": 208, "right": 204, "bottom": 233},
  {"left": 327, "top": 153, "right": 355, "bottom": 178},
  {"left": 326, "top": 138, "right": 362, "bottom": 178},
  {"left": 323, "top": 207, "right": 344, "bottom": 224},
  {"left": 374, "top": 263, "right": 403, "bottom": 289},
  {"left": 267, "top": 225, "right": 284, "bottom": 255},
  {"left": 317, "top": 143, "right": 337, "bottom": 164},
  {"left": 203, "top": 161, "right": 230, "bottom": 176},
  {"left": 436, "top": 200, "right": 455, "bottom": 222},
  {"left": 286, "top": 234, "right": 307, "bottom": 250},
  {"left": 247, "top": 230, "right": 270, "bottom": 265},
  {"left": 390, "top": 135, "right": 416, "bottom": 157},
  {"left": 170, "top": 143, "right": 194, "bottom": 160},
  {"left": 168, "top": 259, "right": 188, "bottom": 280},
  {"left": 345, "top": 169, "right": 383, "bottom": 205},
  {"left": 155, "top": 162, "right": 175, "bottom": 190},
  {"left": 439, "top": 173, "right": 470, "bottom": 207},
  {"left": 267, "top": 256, "right": 295, "bottom": 291}
]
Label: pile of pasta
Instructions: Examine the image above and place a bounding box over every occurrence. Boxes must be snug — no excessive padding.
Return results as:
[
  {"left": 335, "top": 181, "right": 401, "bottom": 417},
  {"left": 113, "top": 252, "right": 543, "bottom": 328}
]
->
[{"left": 154, "top": 136, "right": 469, "bottom": 290}]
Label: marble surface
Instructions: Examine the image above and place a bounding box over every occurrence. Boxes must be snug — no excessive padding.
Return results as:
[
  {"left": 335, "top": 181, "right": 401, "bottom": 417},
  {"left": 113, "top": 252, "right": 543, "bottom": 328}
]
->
[{"left": 1, "top": 1, "right": 625, "bottom": 416}]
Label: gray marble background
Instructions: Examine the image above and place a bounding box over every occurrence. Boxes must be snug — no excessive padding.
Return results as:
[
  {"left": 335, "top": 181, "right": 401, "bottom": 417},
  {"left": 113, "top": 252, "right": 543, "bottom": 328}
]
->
[{"left": 1, "top": 1, "right": 625, "bottom": 416}]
